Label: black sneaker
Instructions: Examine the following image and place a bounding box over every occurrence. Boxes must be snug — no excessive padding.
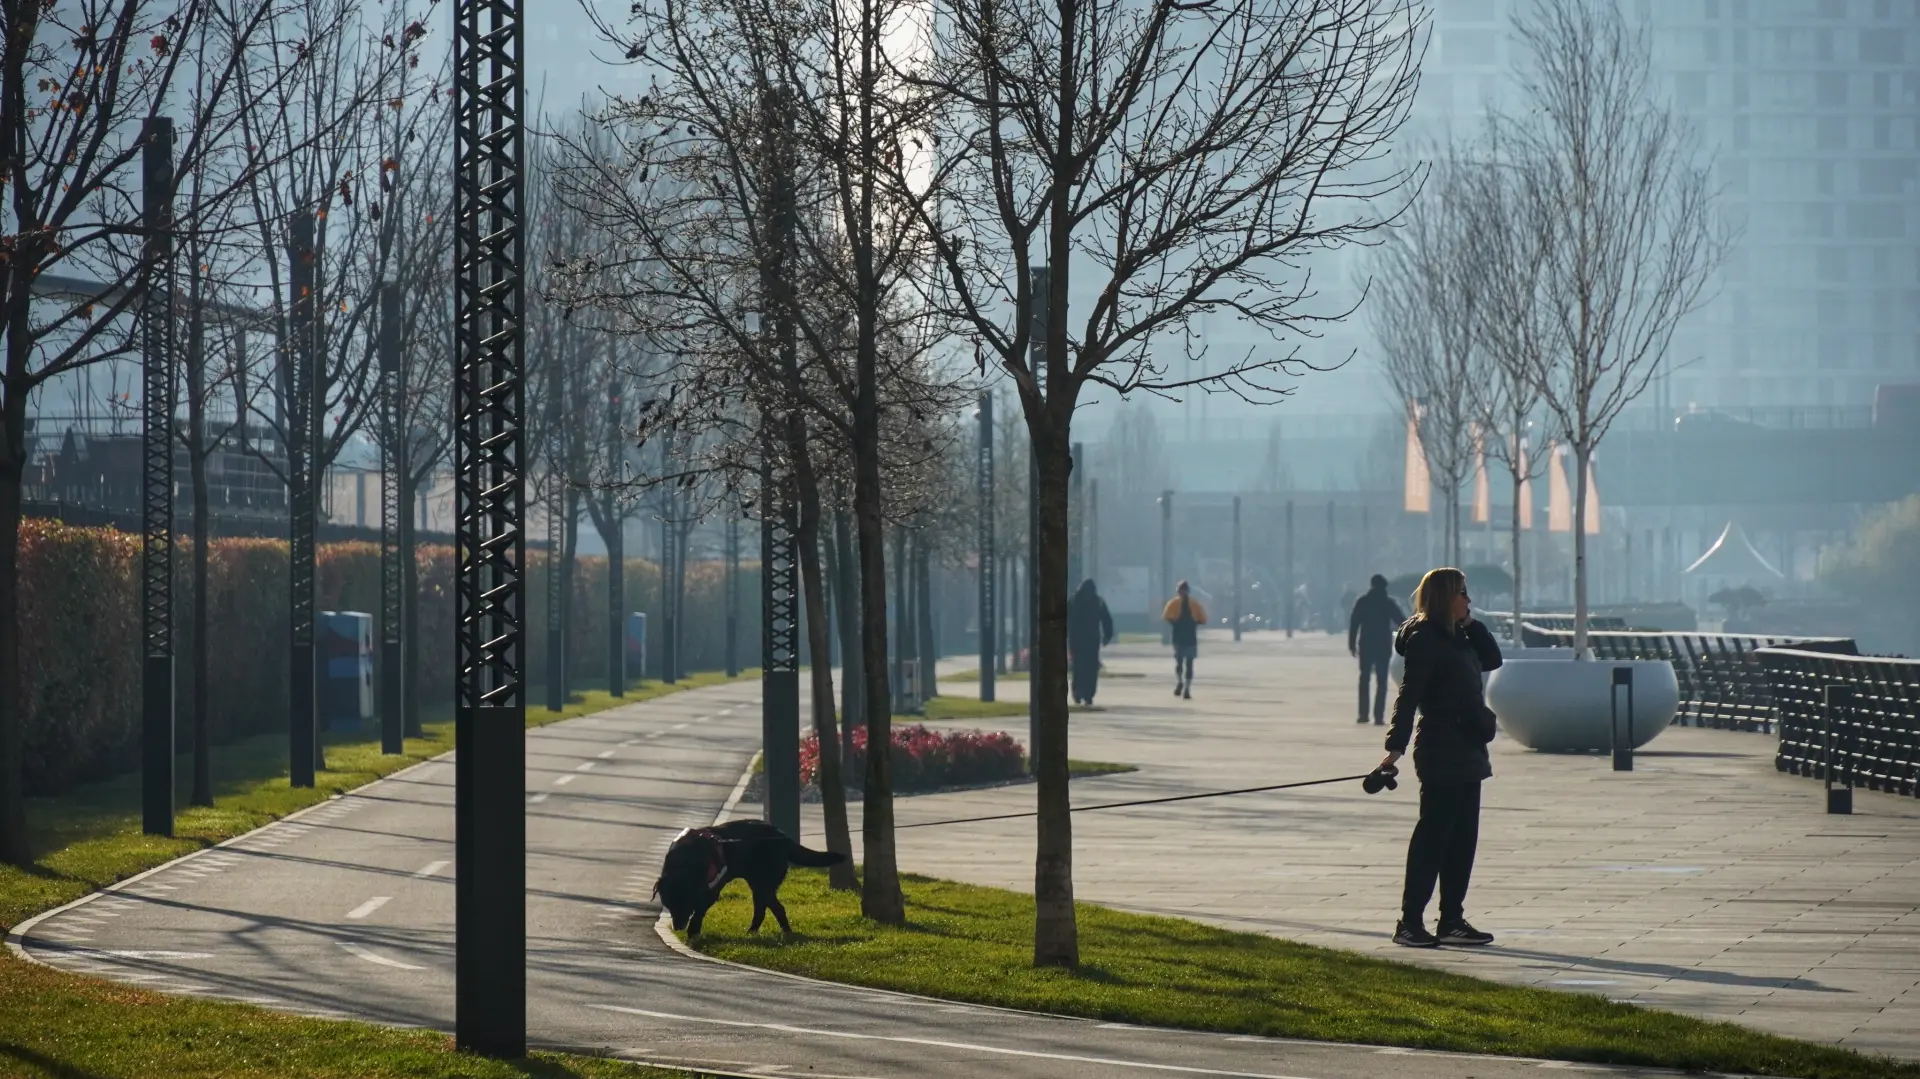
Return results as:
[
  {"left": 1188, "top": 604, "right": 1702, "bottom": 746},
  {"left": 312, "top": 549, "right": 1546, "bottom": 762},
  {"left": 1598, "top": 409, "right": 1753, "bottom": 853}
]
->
[
  {"left": 1356, "top": 716, "right": 1370, "bottom": 724},
  {"left": 1174, "top": 682, "right": 1184, "bottom": 696},
  {"left": 1181, "top": 685, "right": 1192, "bottom": 699},
  {"left": 1392, "top": 920, "right": 1439, "bottom": 948},
  {"left": 1374, "top": 717, "right": 1385, "bottom": 726},
  {"left": 1436, "top": 920, "right": 1495, "bottom": 946}
]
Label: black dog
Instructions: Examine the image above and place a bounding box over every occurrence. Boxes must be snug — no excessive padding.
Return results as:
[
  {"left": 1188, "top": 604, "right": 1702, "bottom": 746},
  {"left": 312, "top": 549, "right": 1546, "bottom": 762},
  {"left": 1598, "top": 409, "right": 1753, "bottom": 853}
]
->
[{"left": 654, "top": 819, "right": 847, "bottom": 936}]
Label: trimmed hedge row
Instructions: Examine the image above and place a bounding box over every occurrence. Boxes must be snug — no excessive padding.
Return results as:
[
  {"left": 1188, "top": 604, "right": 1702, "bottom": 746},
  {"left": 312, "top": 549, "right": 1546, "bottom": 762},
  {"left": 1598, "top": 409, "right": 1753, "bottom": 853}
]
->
[{"left": 16, "top": 520, "right": 761, "bottom": 796}]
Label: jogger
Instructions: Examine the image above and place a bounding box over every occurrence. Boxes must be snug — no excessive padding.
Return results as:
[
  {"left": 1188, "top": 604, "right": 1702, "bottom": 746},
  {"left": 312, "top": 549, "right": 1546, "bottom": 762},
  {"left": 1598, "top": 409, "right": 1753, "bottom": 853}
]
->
[{"left": 1161, "top": 581, "right": 1207, "bottom": 699}]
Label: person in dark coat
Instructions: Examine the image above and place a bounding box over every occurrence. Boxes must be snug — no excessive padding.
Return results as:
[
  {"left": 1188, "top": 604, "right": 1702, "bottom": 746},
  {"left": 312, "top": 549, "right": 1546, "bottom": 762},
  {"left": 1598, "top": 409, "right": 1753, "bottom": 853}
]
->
[
  {"left": 1067, "top": 579, "right": 1115, "bottom": 706},
  {"left": 1348, "top": 573, "right": 1406, "bottom": 725},
  {"left": 1379, "top": 567, "right": 1503, "bottom": 950}
]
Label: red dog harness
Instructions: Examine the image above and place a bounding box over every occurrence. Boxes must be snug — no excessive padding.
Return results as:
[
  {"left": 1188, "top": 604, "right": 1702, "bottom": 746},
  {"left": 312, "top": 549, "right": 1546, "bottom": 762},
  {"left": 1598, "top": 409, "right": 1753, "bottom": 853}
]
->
[{"left": 680, "top": 828, "right": 730, "bottom": 891}]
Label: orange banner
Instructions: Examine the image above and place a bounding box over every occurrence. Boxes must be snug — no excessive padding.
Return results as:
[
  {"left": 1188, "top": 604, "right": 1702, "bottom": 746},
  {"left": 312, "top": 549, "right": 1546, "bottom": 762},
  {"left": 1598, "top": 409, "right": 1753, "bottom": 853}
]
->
[
  {"left": 1547, "top": 443, "right": 1572, "bottom": 534},
  {"left": 1403, "top": 404, "right": 1430, "bottom": 514}
]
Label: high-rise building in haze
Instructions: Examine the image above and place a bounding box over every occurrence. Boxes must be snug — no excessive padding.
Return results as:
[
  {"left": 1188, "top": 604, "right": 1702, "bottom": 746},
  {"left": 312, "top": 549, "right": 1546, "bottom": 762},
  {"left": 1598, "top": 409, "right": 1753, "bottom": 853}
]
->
[{"left": 1406, "top": 0, "right": 1920, "bottom": 414}]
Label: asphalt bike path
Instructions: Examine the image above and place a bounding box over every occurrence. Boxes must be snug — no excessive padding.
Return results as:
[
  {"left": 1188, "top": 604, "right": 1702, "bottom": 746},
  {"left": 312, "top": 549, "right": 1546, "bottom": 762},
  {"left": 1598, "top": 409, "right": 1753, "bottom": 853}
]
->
[{"left": 13, "top": 682, "right": 1753, "bottom": 1079}]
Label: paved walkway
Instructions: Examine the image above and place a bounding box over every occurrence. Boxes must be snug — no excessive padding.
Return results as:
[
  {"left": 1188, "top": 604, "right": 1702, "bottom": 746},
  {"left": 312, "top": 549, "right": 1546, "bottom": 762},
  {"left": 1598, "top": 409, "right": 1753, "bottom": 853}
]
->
[
  {"left": 17, "top": 676, "right": 1702, "bottom": 1079},
  {"left": 815, "top": 632, "right": 1920, "bottom": 1060}
]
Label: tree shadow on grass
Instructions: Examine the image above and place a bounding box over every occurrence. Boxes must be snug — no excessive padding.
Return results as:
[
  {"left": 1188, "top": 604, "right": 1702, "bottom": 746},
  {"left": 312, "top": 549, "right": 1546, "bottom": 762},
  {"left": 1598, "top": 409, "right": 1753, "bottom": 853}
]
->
[{"left": 0, "top": 1042, "right": 108, "bottom": 1079}]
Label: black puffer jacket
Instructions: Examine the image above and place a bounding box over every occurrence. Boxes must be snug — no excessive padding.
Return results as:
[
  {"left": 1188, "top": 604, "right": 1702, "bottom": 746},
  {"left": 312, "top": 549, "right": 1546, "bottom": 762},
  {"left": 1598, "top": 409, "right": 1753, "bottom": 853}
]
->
[{"left": 1384, "top": 618, "right": 1504, "bottom": 783}]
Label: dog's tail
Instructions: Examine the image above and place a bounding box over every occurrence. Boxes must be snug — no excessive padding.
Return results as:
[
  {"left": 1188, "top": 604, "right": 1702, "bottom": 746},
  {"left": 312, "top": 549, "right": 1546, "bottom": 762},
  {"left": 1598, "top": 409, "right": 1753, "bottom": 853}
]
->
[{"left": 786, "top": 841, "right": 848, "bottom": 868}]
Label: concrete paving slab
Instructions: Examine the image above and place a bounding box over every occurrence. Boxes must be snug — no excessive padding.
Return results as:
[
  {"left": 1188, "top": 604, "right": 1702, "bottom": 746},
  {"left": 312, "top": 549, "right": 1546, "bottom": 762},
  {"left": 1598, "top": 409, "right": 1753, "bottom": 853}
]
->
[{"left": 823, "top": 631, "right": 1920, "bottom": 1060}]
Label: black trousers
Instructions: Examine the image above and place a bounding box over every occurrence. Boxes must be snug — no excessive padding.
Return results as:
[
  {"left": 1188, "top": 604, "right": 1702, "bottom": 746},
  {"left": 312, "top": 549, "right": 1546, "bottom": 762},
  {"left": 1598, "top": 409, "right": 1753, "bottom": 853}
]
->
[
  {"left": 1071, "top": 648, "right": 1100, "bottom": 702},
  {"left": 1400, "top": 779, "right": 1481, "bottom": 925},
  {"left": 1172, "top": 645, "right": 1195, "bottom": 686},
  {"left": 1357, "top": 652, "right": 1389, "bottom": 721}
]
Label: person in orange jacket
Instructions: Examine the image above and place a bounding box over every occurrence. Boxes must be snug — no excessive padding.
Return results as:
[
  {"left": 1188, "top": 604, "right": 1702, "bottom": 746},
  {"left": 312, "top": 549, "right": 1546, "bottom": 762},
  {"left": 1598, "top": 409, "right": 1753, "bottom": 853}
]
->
[{"left": 1161, "top": 580, "right": 1208, "bottom": 699}]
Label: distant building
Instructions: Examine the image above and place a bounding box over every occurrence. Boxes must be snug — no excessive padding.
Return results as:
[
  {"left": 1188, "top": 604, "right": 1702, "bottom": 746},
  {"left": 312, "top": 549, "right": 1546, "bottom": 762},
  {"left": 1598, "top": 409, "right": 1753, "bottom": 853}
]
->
[{"left": 1411, "top": 0, "right": 1920, "bottom": 412}]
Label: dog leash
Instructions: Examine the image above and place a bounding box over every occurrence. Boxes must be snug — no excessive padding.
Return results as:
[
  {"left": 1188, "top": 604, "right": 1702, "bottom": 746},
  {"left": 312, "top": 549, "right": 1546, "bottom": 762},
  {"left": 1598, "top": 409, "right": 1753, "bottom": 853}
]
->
[{"left": 894, "top": 770, "right": 1382, "bottom": 830}]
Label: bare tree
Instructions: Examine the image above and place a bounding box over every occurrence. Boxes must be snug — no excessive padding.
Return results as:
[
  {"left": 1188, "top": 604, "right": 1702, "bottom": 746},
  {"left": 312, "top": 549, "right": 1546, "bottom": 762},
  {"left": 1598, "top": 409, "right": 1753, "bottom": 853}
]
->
[
  {"left": 1455, "top": 128, "right": 1552, "bottom": 639},
  {"left": 911, "top": 0, "right": 1423, "bottom": 964},
  {"left": 1507, "top": 0, "right": 1729, "bottom": 657},
  {"left": 0, "top": 0, "right": 330, "bottom": 865},
  {"left": 558, "top": 0, "right": 970, "bottom": 915},
  {"left": 1368, "top": 151, "right": 1475, "bottom": 567}
]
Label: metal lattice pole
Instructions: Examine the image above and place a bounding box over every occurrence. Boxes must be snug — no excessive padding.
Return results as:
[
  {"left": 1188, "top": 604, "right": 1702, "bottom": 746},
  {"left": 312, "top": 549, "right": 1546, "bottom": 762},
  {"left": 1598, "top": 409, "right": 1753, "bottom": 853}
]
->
[
  {"left": 758, "top": 86, "right": 801, "bottom": 838},
  {"left": 452, "top": 0, "right": 526, "bottom": 1055},
  {"left": 761, "top": 447, "right": 801, "bottom": 839},
  {"left": 140, "top": 117, "right": 176, "bottom": 837},
  {"left": 288, "top": 211, "right": 318, "bottom": 789},
  {"left": 545, "top": 346, "right": 565, "bottom": 712},
  {"left": 1027, "top": 267, "right": 1046, "bottom": 774},
  {"left": 379, "top": 281, "right": 405, "bottom": 753},
  {"left": 976, "top": 392, "right": 994, "bottom": 704},
  {"left": 1232, "top": 495, "right": 1243, "bottom": 642}
]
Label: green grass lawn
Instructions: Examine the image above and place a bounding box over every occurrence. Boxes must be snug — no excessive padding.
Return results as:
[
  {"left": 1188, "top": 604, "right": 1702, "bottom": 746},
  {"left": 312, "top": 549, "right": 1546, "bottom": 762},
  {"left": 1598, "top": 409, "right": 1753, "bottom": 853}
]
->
[
  {"left": 1, "top": 672, "right": 749, "bottom": 1079},
  {"left": 689, "top": 871, "right": 1919, "bottom": 1079},
  {"left": 0, "top": 955, "right": 710, "bottom": 1079}
]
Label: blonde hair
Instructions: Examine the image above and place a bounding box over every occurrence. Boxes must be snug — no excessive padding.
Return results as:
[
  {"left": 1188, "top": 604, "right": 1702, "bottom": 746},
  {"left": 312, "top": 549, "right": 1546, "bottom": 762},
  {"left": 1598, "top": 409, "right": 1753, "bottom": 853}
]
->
[{"left": 1411, "top": 567, "right": 1467, "bottom": 633}]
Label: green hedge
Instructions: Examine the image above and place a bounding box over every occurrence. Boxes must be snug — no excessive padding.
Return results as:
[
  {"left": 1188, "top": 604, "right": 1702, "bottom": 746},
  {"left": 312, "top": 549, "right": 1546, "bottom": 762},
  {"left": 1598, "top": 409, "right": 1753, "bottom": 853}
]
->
[{"left": 16, "top": 521, "right": 762, "bottom": 796}]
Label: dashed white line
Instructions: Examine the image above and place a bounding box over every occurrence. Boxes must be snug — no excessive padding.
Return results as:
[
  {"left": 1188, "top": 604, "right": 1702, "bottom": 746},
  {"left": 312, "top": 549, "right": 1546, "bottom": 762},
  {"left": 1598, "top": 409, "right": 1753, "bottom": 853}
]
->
[
  {"left": 575, "top": 762, "right": 598, "bottom": 772},
  {"left": 620, "top": 739, "right": 641, "bottom": 747},
  {"left": 413, "top": 860, "right": 450, "bottom": 879},
  {"left": 338, "top": 941, "right": 423, "bottom": 970},
  {"left": 554, "top": 774, "right": 577, "bottom": 786},
  {"left": 529, "top": 792, "right": 551, "bottom": 804},
  {"left": 597, "top": 749, "right": 617, "bottom": 759},
  {"left": 346, "top": 896, "right": 392, "bottom": 920},
  {"left": 586, "top": 1005, "right": 1320, "bottom": 1079}
]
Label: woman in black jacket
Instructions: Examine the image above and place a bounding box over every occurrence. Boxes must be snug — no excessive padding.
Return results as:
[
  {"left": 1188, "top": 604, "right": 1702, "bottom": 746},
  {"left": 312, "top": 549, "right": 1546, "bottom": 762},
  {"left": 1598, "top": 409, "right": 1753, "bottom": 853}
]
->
[{"left": 1379, "top": 567, "right": 1503, "bottom": 949}]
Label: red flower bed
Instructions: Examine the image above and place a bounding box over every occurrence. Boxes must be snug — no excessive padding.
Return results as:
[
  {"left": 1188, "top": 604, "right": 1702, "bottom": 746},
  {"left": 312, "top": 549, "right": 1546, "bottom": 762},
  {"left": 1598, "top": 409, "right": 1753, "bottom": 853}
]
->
[{"left": 802, "top": 725, "right": 1025, "bottom": 792}]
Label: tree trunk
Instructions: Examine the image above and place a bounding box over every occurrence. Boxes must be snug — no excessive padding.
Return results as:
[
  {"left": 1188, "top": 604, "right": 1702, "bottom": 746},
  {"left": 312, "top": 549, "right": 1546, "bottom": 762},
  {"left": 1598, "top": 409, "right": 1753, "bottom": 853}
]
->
[
  {"left": 915, "top": 538, "right": 936, "bottom": 700},
  {"left": 853, "top": 357, "right": 902, "bottom": 923},
  {"left": 1510, "top": 465, "right": 1524, "bottom": 645},
  {"left": 830, "top": 505, "right": 862, "bottom": 771},
  {"left": 1572, "top": 439, "right": 1591, "bottom": 660},
  {"left": 1030, "top": 422, "right": 1078, "bottom": 967},
  {"left": 789, "top": 424, "right": 858, "bottom": 891},
  {"left": 0, "top": 447, "right": 28, "bottom": 866}
]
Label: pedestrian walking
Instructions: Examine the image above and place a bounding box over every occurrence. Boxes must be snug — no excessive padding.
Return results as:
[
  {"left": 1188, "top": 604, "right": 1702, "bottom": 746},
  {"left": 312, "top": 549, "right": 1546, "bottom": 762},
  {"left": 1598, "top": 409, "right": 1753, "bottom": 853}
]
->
[
  {"left": 1379, "top": 567, "right": 1503, "bottom": 950},
  {"left": 1067, "top": 579, "right": 1115, "bottom": 706},
  {"left": 1348, "top": 573, "right": 1406, "bottom": 725},
  {"left": 1161, "top": 580, "right": 1207, "bottom": 699}
]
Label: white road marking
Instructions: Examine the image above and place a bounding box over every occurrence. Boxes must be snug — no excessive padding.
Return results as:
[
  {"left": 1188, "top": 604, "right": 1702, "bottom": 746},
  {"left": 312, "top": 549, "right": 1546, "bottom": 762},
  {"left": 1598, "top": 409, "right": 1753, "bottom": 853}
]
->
[
  {"left": 554, "top": 774, "right": 577, "bottom": 786},
  {"left": 93, "top": 950, "right": 215, "bottom": 960},
  {"left": 587, "top": 1005, "right": 1323, "bottom": 1079},
  {"left": 338, "top": 941, "right": 424, "bottom": 970},
  {"left": 718, "top": 708, "right": 734, "bottom": 716},
  {"left": 672, "top": 722, "right": 689, "bottom": 731},
  {"left": 597, "top": 749, "right": 617, "bottom": 759},
  {"left": 413, "top": 860, "right": 450, "bottom": 879},
  {"left": 620, "top": 739, "right": 640, "bottom": 747},
  {"left": 576, "top": 762, "right": 598, "bottom": 772},
  {"left": 529, "top": 792, "right": 551, "bottom": 804},
  {"left": 346, "top": 896, "right": 392, "bottom": 920}
]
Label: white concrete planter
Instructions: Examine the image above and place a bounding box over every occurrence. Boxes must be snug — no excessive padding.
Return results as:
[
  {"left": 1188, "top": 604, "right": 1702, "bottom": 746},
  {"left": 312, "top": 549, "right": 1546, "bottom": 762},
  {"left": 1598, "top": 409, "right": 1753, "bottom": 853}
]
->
[{"left": 1484, "top": 654, "right": 1679, "bottom": 752}]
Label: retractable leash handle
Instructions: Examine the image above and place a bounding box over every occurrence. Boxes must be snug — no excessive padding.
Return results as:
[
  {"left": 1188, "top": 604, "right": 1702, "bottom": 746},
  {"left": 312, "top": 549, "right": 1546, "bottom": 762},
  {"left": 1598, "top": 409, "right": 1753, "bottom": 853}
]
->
[{"left": 1362, "top": 762, "right": 1399, "bottom": 794}]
